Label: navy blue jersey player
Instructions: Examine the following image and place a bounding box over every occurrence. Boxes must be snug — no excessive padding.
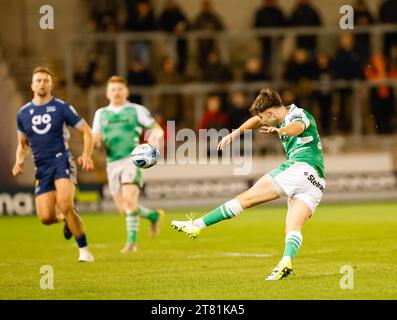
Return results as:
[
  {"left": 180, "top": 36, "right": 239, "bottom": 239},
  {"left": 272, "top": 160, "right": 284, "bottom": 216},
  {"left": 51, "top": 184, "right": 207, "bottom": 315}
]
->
[{"left": 12, "top": 67, "right": 95, "bottom": 262}]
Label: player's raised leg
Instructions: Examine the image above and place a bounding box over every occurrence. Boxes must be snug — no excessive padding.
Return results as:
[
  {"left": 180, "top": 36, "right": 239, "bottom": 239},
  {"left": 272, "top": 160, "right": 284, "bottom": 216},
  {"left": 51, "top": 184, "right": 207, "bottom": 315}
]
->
[
  {"left": 120, "top": 184, "right": 140, "bottom": 253},
  {"left": 137, "top": 205, "right": 165, "bottom": 238},
  {"left": 171, "top": 174, "right": 280, "bottom": 238},
  {"left": 55, "top": 178, "right": 94, "bottom": 262},
  {"left": 266, "top": 198, "right": 311, "bottom": 281}
]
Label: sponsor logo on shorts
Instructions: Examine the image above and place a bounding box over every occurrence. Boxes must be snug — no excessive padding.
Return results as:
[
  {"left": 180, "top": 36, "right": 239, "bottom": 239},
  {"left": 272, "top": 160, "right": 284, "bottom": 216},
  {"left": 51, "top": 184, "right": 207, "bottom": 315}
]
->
[{"left": 308, "top": 174, "right": 325, "bottom": 193}]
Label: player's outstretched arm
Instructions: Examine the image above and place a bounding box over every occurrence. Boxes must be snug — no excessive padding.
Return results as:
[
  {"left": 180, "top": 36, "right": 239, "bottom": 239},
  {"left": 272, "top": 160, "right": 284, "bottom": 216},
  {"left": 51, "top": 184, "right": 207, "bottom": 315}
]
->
[
  {"left": 12, "top": 133, "right": 29, "bottom": 176},
  {"left": 218, "top": 116, "right": 261, "bottom": 151},
  {"left": 260, "top": 121, "right": 305, "bottom": 137},
  {"left": 75, "top": 120, "right": 94, "bottom": 171},
  {"left": 146, "top": 124, "right": 164, "bottom": 150}
]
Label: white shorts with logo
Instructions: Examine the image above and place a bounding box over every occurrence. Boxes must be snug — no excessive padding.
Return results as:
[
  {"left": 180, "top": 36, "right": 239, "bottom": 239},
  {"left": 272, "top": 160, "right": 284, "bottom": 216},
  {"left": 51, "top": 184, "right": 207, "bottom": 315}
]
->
[
  {"left": 267, "top": 161, "right": 326, "bottom": 214},
  {"left": 106, "top": 158, "right": 142, "bottom": 196}
]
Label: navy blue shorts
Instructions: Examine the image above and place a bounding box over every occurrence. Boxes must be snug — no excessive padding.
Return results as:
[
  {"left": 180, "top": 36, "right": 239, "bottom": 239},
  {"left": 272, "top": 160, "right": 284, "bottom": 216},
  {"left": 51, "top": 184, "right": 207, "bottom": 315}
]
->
[{"left": 34, "top": 152, "right": 77, "bottom": 195}]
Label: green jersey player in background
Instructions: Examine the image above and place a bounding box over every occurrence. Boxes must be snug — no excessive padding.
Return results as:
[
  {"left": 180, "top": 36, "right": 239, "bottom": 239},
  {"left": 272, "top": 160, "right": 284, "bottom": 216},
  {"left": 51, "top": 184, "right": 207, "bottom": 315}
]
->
[
  {"left": 172, "top": 88, "right": 326, "bottom": 280},
  {"left": 92, "top": 76, "right": 164, "bottom": 253}
]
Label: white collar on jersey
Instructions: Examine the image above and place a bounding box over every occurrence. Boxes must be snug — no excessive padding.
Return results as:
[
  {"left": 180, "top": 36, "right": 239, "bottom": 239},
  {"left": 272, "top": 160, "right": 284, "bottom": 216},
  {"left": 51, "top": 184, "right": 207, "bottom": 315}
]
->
[
  {"left": 107, "top": 104, "right": 126, "bottom": 113},
  {"left": 288, "top": 104, "right": 297, "bottom": 113}
]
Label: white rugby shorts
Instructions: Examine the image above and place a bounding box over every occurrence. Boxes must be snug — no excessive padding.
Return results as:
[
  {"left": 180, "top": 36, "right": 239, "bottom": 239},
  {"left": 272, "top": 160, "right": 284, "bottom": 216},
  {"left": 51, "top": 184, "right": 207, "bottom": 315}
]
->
[{"left": 268, "top": 161, "right": 326, "bottom": 214}]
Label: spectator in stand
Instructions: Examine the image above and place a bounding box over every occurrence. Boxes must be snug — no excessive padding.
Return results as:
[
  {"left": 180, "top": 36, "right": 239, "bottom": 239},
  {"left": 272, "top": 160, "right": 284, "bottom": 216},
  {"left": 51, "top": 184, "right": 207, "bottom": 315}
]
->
[
  {"left": 227, "top": 91, "right": 251, "bottom": 131},
  {"left": 158, "top": 0, "right": 189, "bottom": 75},
  {"left": 87, "top": 0, "right": 122, "bottom": 32},
  {"left": 390, "top": 46, "right": 397, "bottom": 75},
  {"left": 281, "top": 88, "right": 298, "bottom": 106},
  {"left": 202, "top": 50, "right": 233, "bottom": 83},
  {"left": 199, "top": 94, "right": 230, "bottom": 131},
  {"left": 284, "top": 48, "right": 317, "bottom": 113},
  {"left": 365, "top": 50, "right": 396, "bottom": 134},
  {"left": 127, "top": 59, "right": 156, "bottom": 103},
  {"left": 314, "top": 53, "right": 334, "bottom": 135},
  {"left": 125, "top": 0, "right": 156, "bottom": 67},
  {"left": 125, "top": 0, "right": 156, "bottom": 31},
  {"left": 75, "top": 55, "right": 99, "bottom": 89},
  {"left": 334, "top": 33, "right": 364, "bottom": 133},
  {"left": 289, "top": 0, "right": 322, "bottom": 54},
  {"left": 284, "top": 48, "right": 316, "bottom": 82},
  {"left": 85, "top": 0, "right": 121, "bottom": 81},
  {"left": 253, "top": 0, "right": 286, "bottom": 76},
  {"left": 192, "top": 0, "right": 225, "bottom": 68},
  {"left": 379, "top": 0, "right": 397, "bottom": 59},
  {"left": 157, "top": 57, "right": 184, "bottom": 127},
  {"left": 243, "top": 57, "right": 270, "bottom": 82},
  {"left": 158, "top": 56, "right": 182, "bottom": 85},
  {"left": 353, "top": 0, "right": 374, "bottom": 65}
]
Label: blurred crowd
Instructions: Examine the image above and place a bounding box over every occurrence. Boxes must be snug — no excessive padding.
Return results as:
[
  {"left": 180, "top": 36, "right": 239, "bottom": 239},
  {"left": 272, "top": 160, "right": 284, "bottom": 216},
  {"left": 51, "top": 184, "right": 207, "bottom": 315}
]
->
[{"left": 77, "top": 0, "right": 397, "bottom": 135}]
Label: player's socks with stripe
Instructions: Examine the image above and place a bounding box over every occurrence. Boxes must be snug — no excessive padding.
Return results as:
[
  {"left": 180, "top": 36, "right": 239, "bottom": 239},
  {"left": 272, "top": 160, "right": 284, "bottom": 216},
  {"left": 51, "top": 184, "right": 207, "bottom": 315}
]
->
[
  {"left": 171, "top": 199, "right": 243, "bottom": 239},
  {"left": 137, "top": 205, "right": 159, "bottom": 223},
  {"left": 137, "top": 205, "right": 164, "bottom": 238},
  {"left": 75, "top": 234, "right": 95, "bottom": 262},
  {"left": 266, "top": 231, "right": 302, "bottom": 280},
  {"left": 283, "top": 230, "right": 303, "bottom": 259},
  {"left": 197, "top": 199, "right": 243, "bottom": 228},
  {"left": 138, "top": 205, "right": 165, "bottom": 237},
  {"left": 122, "top": 211, "right": 139, "bottom": 253}
]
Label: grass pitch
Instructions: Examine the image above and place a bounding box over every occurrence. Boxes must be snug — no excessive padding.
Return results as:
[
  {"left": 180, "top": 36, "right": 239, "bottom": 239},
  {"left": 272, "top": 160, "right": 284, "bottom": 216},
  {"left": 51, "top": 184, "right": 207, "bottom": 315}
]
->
[{"left": 0, "top": 202, "right": 396, "bottom": 300}]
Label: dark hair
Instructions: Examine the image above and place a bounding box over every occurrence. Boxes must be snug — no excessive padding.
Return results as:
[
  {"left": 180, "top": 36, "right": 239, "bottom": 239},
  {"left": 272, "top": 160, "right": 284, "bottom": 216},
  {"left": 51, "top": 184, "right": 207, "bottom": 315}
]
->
[
  {"left": 249, "top": 88, "right": 282, "bottom": 115},
  {"left": 32, "top": 66, "right": 53, "bottom": 78}
]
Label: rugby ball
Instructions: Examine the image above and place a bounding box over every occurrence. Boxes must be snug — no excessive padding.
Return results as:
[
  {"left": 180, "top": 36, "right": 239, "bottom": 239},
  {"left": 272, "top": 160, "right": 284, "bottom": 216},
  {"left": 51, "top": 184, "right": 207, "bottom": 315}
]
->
[{"left": 130, "top": 144, "right": 160, "bottom": 169}]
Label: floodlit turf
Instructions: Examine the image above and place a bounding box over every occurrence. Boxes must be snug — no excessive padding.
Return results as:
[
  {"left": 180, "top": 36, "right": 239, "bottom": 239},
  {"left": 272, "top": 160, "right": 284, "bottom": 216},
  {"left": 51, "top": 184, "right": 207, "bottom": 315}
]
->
[{"left": 0, "top": 202, "right": 396, "bottom": 300}]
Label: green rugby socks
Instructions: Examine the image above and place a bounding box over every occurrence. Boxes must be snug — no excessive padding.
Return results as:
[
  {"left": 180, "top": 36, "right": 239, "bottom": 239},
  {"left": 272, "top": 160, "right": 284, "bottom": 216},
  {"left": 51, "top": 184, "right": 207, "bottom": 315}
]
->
[
  {"left": 126, "top": 211, "right": 139, "bottom": 244},
  {"left": 137, "top": 205, "right": 159, "bottom": 223},
  {"left": 283, "top": 231, "right": 303, "bottom": 259},
  {"left": 194, "top": 199, "right": 243, "bottom": 228}
]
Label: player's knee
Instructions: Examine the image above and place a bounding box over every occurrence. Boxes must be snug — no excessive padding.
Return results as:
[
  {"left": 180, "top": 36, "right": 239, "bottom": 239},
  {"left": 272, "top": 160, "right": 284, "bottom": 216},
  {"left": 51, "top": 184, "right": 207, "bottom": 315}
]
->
[
  {"left": 123, "top": 199, "right": 138, "bottom": 212},
  {"left": 36, "top": 206, "right": 57, "bottom": 225},
  {"left": 39, "top": 215, "right": 56, "bottom": 225},
  {"left": 241, "top": 199, "right": 255, "bottom": 209},
  {"left": 237, "top": 193, "right": 260, "bottom": 209},
  {"left": 57, "top": 200, "right": 73, "bottom": 215},
  {"left": 125, "top": 204, "right": 138, "bottom": 213}
]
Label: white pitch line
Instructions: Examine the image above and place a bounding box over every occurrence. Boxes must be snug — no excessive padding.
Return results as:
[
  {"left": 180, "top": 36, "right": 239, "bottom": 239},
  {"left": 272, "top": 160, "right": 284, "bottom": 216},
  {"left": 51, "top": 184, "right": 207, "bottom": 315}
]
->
[
  {"left": 187, "top": 252, "right": 273, "bottom": 259},
  {"left": 222, "top": 252, "right": 273, "bottom": 258}
]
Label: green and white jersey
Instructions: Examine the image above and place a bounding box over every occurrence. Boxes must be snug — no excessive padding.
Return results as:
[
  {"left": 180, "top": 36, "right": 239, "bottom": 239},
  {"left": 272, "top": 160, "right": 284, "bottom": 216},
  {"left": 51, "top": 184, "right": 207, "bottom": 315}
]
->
[
  {"left": 277, "top": 104, "right": 325, "bottom": 178},
  {"left": 92, "top": 102, "right": 157, "bottom": 162}
]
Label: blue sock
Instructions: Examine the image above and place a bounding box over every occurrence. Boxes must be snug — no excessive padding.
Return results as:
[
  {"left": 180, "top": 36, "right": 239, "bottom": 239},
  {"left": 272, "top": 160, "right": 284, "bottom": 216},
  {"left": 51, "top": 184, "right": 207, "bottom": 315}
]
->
[{"left": 75, "top": 234, "right": 88, "bottom": 248}]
